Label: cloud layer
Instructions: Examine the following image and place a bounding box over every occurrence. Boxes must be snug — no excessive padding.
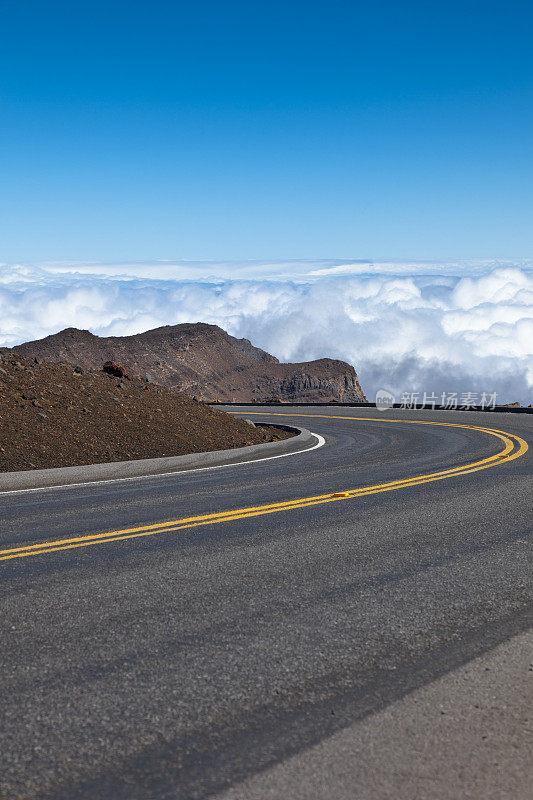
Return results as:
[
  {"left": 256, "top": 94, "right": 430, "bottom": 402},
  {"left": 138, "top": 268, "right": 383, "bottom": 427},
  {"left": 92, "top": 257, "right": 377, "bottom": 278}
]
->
[{"left": 1, "top": 261, "right": 532, "bottom": 404}]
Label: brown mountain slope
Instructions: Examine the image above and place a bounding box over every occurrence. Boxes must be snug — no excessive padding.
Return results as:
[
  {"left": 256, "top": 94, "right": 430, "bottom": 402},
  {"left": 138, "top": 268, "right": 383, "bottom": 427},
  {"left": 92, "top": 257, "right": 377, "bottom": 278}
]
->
[
  {"left": 0, "top": 355, "right": 292, "bottom": 472},
  {"left": 4, "top": 323, "right": 365, "bottom": 402}
]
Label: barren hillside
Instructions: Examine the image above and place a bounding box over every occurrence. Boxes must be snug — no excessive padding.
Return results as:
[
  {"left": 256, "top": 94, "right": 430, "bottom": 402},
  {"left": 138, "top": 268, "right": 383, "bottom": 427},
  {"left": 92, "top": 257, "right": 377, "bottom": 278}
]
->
[{"left": 3, "top": 323, "right": 365, "bottom": 403}]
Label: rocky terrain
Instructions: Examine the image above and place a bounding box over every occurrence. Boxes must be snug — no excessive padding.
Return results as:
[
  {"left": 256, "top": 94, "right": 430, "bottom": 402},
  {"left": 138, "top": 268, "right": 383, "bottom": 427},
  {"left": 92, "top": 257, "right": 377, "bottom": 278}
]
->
[
  {"left": 2, "top": 323, "right": 365, "bottom": 403},
  {"left": 0, "top": 355, "right": 292, "bottom": 472}
]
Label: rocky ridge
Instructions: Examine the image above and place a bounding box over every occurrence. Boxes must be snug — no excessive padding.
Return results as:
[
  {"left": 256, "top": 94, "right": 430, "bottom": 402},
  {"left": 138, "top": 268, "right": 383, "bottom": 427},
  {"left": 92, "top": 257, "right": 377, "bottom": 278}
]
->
[{"left": 4, "top": 323, "right": 365, "bottom": 403}]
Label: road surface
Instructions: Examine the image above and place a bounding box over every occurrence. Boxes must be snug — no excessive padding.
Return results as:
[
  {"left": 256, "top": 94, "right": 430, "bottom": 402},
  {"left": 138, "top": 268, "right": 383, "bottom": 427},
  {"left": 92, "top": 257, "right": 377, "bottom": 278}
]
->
[{"left": 1, "top": 406, "right": 531, "bottom": 799}]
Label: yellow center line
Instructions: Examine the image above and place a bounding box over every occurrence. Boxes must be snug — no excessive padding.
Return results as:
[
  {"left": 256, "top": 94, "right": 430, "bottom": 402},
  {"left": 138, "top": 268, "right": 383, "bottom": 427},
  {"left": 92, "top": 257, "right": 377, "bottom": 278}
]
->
[{"left": 1, "top": 414, "right": 528, "bottom": 562}]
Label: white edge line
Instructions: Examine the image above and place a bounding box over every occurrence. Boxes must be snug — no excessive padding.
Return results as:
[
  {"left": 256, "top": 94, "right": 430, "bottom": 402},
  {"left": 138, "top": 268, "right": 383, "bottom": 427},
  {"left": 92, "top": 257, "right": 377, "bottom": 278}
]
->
[{"left": 0, "top": 432, "right": 326, "bottom": 497}]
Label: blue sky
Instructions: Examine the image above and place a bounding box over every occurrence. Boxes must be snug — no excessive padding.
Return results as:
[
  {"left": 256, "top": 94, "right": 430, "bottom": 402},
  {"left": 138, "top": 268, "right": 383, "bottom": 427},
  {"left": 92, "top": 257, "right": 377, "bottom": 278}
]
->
[{"left": 1, "top": 0, "right": 532, "bottom": 262}]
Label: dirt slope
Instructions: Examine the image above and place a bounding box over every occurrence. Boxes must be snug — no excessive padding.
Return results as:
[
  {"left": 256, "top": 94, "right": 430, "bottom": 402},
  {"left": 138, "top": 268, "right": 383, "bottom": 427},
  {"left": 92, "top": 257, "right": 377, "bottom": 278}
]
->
[{"left": 0, "top": 355, "right": 292, "bottom": 472}]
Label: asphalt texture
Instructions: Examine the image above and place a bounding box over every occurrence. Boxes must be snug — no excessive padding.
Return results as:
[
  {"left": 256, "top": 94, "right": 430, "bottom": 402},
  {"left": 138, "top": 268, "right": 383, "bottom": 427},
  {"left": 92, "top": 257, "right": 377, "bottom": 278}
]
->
[
  {"left": 0, "top": 406, "right": 531, "bottom": 800},
  {"left": 218, "top": 629, "right": 533, "bottom": 800}
]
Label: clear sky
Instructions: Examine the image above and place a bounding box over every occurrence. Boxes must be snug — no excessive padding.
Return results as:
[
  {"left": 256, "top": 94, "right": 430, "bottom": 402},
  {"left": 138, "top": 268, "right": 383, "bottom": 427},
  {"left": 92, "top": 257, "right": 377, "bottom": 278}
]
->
[{"left": 1, "top": 0, "right": 532, "bottom": 262}]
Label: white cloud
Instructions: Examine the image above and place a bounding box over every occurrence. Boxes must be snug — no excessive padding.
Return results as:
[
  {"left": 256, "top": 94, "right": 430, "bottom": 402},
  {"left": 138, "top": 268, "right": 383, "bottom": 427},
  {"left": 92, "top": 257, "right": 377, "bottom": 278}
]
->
[{"left": 0, "top": 261, "right": 532, "bottom": 404}]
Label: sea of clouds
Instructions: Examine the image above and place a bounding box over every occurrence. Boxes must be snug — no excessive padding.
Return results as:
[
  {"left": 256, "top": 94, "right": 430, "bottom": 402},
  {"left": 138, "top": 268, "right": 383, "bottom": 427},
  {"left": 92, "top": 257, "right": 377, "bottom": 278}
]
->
[{"left": 1, "top": 259, "right": 532, "bottom": 404}]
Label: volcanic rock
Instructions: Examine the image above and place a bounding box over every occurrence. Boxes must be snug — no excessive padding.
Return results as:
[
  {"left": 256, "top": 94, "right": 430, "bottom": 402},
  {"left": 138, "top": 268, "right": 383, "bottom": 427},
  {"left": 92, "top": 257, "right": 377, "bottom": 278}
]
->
[
  {"left": 103, "top": 361, "right": 131, "bottom": 379},
  {"left": 4, "top": 323, "right": 365, "bottom": 403}
]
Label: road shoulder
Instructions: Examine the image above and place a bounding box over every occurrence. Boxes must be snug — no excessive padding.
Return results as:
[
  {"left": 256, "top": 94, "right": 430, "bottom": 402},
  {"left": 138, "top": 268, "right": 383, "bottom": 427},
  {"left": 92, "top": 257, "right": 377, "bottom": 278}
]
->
[
  {"left": 217, "top": 629, "right": 533, "bottom": 800},
  {"left": 0, "top": 424, "right": 319, "bottom": 492}
]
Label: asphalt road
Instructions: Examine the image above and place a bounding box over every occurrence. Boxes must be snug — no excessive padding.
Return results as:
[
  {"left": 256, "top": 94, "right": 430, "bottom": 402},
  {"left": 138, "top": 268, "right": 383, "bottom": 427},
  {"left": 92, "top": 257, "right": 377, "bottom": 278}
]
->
[{"left": 0, "top": 406, "right": 531, "bottom": 799}]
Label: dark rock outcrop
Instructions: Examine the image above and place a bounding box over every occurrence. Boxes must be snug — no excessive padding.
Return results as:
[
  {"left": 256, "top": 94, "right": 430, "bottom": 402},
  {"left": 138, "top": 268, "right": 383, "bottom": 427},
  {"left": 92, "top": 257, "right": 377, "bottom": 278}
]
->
[
  {"left": 102, "top": 361, "right": 131, "bottom": 379},
  {"left": 2, "top": 323, "right": 365, "bottom": 403}
]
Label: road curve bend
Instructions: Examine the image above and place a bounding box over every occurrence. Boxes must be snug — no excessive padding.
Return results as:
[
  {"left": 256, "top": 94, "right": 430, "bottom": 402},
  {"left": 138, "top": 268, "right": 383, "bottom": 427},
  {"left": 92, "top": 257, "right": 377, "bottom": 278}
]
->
[{"left": 0, "top": 405, "right": 531, "bottom": 800}]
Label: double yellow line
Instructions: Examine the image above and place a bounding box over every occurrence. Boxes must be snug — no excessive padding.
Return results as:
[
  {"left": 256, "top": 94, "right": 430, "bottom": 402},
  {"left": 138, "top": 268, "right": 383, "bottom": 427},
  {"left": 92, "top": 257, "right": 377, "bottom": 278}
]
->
[{"left": 0, "top": 414, "right": 527, "bottom": 563}]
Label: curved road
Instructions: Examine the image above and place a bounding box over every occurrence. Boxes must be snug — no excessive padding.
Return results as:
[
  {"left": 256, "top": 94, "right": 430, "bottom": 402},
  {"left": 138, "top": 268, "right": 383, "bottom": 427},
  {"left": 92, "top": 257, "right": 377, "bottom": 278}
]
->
[{"left": 1, "top": 406, "right": 531, "bottom": 799}]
